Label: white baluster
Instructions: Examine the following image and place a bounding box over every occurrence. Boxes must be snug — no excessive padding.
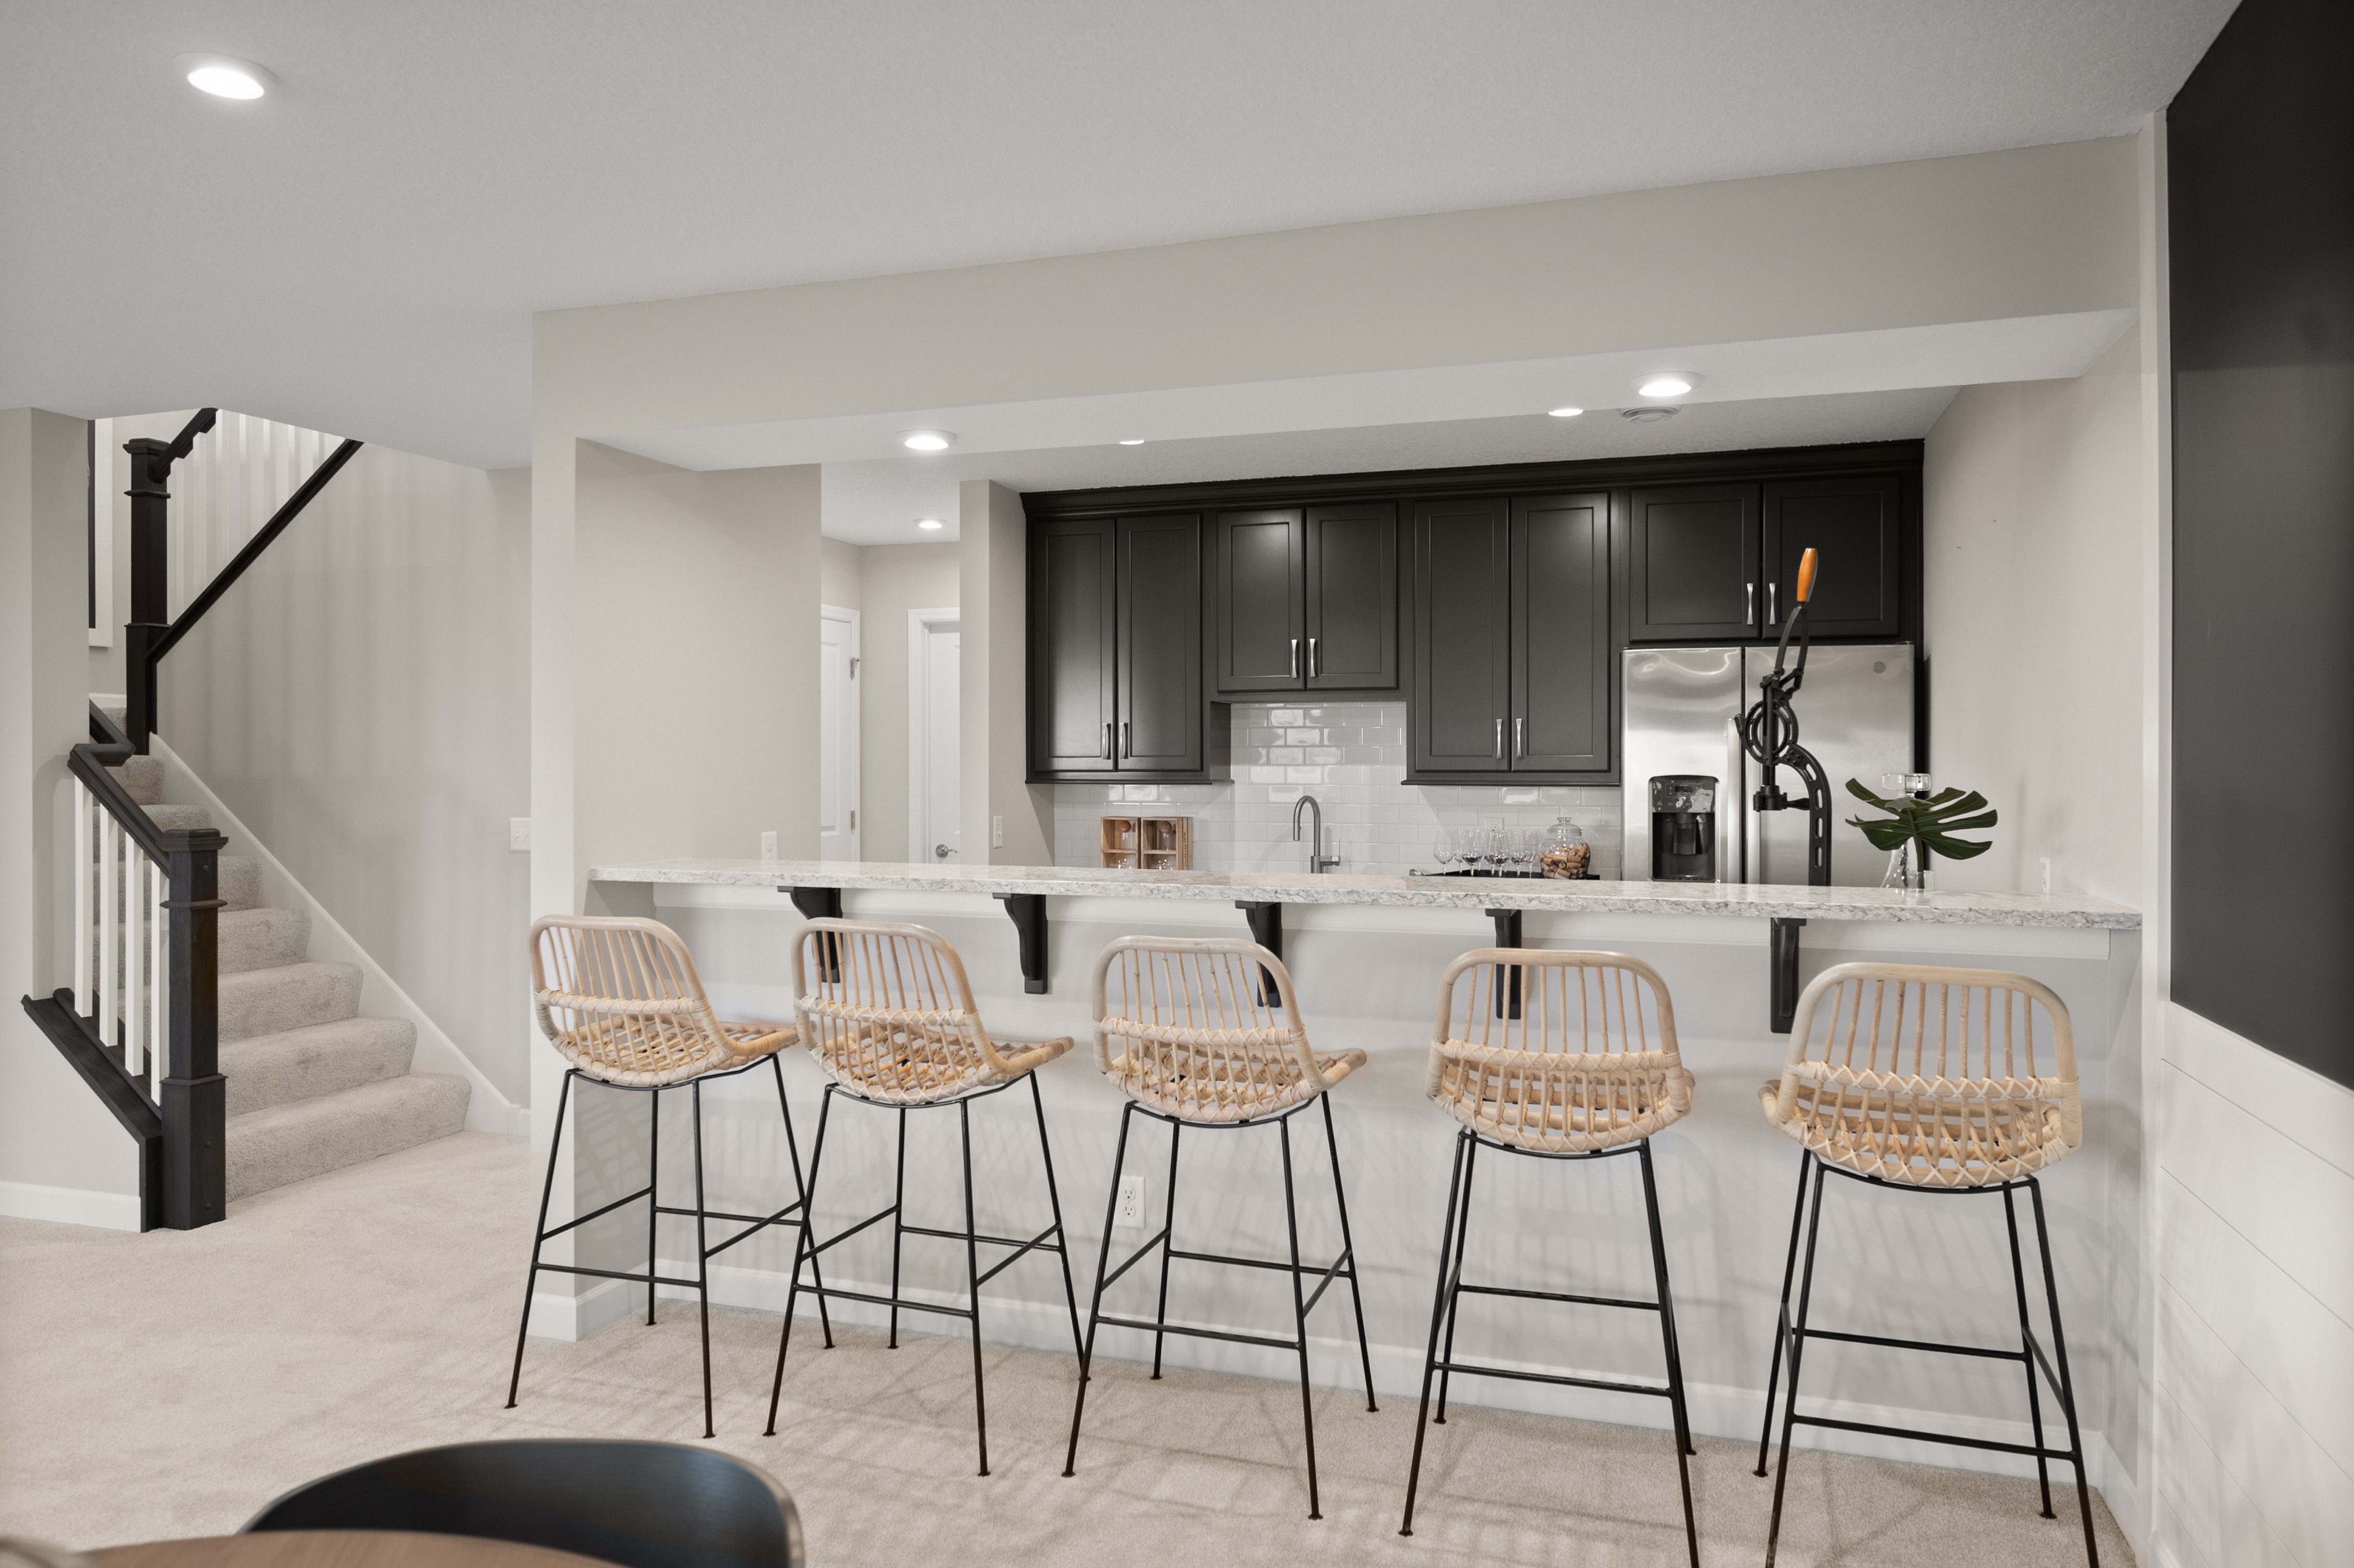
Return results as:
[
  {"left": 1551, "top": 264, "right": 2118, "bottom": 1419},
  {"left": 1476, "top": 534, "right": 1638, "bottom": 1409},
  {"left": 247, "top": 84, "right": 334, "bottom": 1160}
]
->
[
  {"left": 73, "top": 779, "right": 91, "bottom": 1018},
  {"left": 149, "top": 857, "right": 166, "bottom": 1098},
  {"left": 124, "top": 843, "right": 143, "bottom": 1080},
  {"left": 99, "top": 813, "right": 119, "bottom": 1050}
]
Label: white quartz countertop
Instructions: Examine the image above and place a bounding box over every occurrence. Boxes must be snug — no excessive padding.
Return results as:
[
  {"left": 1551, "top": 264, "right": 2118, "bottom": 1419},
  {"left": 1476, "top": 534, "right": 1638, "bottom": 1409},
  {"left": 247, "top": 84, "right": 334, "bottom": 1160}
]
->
[{"left": 590, "top": 859, "right": 2139, "bottom": 931}]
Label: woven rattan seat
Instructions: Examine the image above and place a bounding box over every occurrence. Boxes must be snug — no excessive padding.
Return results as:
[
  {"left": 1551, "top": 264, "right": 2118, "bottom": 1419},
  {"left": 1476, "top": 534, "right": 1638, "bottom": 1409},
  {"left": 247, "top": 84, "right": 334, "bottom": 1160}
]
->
[
  {"left": 1760, "top": 961, "right": 2080, "bottom": 1188},
  {"left": 1425, "top": 948, "right": 1692, "bottom": 1154},
  {"left": 530, "top": 915, "right": 796, "bottom": 1088}
]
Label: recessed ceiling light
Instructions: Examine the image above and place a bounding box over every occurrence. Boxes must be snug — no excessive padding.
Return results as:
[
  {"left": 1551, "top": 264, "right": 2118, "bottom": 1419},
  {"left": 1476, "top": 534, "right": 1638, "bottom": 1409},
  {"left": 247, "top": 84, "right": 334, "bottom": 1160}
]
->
[
  {"left": 1636, "top": 374, "right": 1695, "bottom": 399},
  {"left": 1118, "top": 438, "right": 1146, "bottom": 446},
  {"left": 176, "top": 53, "right": 273, "bottom": 100},
  {"left": 917, "top": 518, "right": 945, "bottom": 531},
  {"left": 899, "top": 429, "right": 956, "bottom": 452},
  {"left": 1547, "top": 407, "right": 1585, "bottom": 419},
  {"left": 1622, "top": 406, "right": 1680, "bottom": 423}
]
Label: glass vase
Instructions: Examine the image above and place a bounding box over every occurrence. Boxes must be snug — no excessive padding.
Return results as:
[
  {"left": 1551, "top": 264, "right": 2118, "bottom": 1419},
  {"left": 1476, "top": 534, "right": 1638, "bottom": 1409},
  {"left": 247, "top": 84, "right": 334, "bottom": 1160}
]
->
[{"left": 1880, "top": 841, "right": 1918, "bottom": 891}]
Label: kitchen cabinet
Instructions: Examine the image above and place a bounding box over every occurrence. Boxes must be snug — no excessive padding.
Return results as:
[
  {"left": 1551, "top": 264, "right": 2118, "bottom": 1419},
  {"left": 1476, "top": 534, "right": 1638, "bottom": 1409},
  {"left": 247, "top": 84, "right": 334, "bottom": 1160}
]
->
[
  {"left": 1629, "top": 483, "right": 1761, "bottom": 642},
  {"left": 1761, "top": 474, "right": 1902, "bottom": 637},
  {"left": 1028, "top": 512, "right": 1208, "bottom": 778},
  {"left": 1213, "top": 502, "right": 1397, "bottom": 694},
  {"left": 1409, "top": 499, "right": 1511, "bottom": 774}
]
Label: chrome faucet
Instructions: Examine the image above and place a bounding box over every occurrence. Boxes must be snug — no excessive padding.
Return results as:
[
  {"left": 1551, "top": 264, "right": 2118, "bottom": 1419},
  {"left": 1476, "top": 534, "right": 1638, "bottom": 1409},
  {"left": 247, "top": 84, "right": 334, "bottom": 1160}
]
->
[{"left": 1291, "top": 794, "right": 1341, "bottom": 874}]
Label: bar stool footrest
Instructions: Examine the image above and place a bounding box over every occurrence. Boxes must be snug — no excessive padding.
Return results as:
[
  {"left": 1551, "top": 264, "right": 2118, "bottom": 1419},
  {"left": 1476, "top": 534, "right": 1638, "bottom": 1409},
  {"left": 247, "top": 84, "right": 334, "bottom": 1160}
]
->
[
  {"left": 1790, "top": 1412, "right": 2086, "bottom": 1465},
  {"left": 1432, "top": 1358, "right": 1676, "bottom": 1399}
]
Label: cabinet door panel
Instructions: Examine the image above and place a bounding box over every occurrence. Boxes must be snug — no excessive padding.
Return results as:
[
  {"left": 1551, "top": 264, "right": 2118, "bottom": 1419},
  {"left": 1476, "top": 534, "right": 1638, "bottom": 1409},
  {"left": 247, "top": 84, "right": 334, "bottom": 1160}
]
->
[
  {"left": 1411, "top": 500, "right": 1510, "bottom": 773},
  {"left": 1762, "top": 474, "right": 1902, "bottom": 637},
  {"left": 1304, "top": 502, "right": 1397, "bottom": 690},
  {"left": 1118, "top": 514, "right": 1204, "bottom": 771},
  {"left": 1512, "top": 493, "right": 1611, "bottom": 772},
  {"left": 1214, "top": 509, "right": 1304, "bottom": 693},
  {"left": 1029, "top": 517, "right": 1117, "bottom": 773},
  {"left": 1630, "top": 484, "right": 1760, "bottom": 641}
]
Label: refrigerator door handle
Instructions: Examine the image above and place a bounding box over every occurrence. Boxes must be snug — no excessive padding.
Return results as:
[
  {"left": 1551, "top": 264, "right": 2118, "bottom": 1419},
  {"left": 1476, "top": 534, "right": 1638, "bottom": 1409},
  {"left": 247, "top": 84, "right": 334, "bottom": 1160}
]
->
[{"left": 1725, "top": 715, "right": 1745, "bottom": 883}]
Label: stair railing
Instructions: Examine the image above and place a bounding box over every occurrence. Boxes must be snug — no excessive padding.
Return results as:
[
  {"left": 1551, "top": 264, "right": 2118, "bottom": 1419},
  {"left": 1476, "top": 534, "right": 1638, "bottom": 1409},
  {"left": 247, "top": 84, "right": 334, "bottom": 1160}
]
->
[{"left": 17, "top": 413, "right": 363, "bottom": 1231}]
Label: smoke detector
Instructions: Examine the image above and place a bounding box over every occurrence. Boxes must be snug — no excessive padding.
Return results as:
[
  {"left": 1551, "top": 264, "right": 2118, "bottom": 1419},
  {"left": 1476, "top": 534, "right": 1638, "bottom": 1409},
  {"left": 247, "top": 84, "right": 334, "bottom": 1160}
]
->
[{"left": 1621, "top": 406, "right": 1680, "bottom": 424}]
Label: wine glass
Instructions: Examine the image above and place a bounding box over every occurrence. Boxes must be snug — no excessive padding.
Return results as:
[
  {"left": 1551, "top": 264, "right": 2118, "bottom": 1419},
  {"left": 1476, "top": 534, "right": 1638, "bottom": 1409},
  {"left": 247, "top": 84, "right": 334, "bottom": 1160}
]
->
[
  {"left": 1431, "top": 827, "right": 1456, "bottom": 873},
  {"left": 1511, "top": 828, "right": 1539, "bottom": 875},
  {"left": 1482, "top": 827, "right": 1511, "bottom": 874}
]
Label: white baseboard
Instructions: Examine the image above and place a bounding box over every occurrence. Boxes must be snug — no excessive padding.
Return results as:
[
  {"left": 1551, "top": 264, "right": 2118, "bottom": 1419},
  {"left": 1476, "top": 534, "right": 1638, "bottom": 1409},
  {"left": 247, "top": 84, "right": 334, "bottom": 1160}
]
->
[
  {"left": 0, "top": 1179, "right": 141, "bottom": 1232},
  {"left": 148, "top": 733, "right": 524, "bottom": 1136}
]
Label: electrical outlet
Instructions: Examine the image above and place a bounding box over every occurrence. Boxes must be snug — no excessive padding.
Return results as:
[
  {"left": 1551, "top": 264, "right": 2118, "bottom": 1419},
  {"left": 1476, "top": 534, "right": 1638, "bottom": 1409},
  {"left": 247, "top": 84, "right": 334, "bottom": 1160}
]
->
[
  {"left": 508, "top": 817, "right": 531, "bottom": 852},
  {"left": 992, "top": 815, "right": 1004, "bottom": 848},
  {"left": 2039, "top": 856, "right": 2052, "bottom": 895},
  {"left": 760, "top": 830, "right": 779, "bottom": 863},
  {"left": 1114, "top": 1174, "right": 1147, "bottom": 1229}
]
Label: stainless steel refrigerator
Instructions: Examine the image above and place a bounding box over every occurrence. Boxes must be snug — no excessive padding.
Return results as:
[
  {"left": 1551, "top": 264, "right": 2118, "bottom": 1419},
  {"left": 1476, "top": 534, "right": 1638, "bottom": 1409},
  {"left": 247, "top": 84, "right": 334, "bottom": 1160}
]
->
[{"left": 1621, "top": 645, "right": 1916, "bottom": 886}]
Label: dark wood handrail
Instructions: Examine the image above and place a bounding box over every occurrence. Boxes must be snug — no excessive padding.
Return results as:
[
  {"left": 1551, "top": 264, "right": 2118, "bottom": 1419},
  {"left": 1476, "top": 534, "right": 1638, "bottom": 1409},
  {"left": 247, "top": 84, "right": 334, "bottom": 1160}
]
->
[{"left": 147, "top": 437, "right": 364, "bottom": 665}]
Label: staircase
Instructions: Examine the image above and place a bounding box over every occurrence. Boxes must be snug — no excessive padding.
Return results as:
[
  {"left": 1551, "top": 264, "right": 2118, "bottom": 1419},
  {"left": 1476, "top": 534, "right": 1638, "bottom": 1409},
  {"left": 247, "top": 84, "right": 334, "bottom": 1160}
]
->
[{"left": 109, "top": 748, "right": 469, "bottom": 1201}]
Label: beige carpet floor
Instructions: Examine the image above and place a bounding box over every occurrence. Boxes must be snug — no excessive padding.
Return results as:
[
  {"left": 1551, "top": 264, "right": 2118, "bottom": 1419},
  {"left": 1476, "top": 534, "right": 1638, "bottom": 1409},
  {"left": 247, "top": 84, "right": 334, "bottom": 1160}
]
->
[{"left": 0, "top": 1132, "right": 2132, "bottom": 1567}]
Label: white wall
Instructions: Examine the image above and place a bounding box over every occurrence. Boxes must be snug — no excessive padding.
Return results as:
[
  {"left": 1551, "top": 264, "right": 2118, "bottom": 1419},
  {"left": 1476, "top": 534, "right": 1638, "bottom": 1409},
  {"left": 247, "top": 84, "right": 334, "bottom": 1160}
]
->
[
  {"left": 852, "top": 542, "right": 959, "bottom": 863},
  {"left": 818, "top": 535, "right": 861, "bottom": 610},
  {"left": 1, "top": 408, "right": 140, "bottom": 1221},
  {"left": 958, "top": 480, "right": 1051, "bottom": 865}
]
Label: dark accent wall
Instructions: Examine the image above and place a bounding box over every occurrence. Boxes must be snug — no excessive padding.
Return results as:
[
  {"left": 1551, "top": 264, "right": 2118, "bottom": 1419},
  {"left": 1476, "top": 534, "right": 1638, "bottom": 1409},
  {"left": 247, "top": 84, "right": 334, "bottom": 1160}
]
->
[{"left": 2170, "top": 0, "right": 2354, "bottom": 1088}]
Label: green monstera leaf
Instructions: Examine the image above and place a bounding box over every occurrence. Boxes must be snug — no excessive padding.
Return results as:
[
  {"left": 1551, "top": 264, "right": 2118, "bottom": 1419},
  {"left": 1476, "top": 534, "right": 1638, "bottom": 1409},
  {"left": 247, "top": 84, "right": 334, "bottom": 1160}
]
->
[{"left": 1842, "top": 779, "right": 1998, "bottom": 862}]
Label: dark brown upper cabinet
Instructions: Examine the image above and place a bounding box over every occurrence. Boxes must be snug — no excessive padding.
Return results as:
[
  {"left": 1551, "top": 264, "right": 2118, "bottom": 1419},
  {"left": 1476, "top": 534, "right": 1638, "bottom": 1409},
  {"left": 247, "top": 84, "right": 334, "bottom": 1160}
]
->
[
  {"left": 1629, "top": 484, "right": 1761, "bottom": 642},
  {"left": 1028, "top": 512, "right": 1207, "bottom": 778},
  {"left": 1410, "top": 499, "right": 1512, "bottom": 774},
  {"left": 1213, "top": 502, "right": 1397, "bottom": 695},
  {"left": 1761, "top": 474, "right": 1902, "bottom": 638},
  {"left": 1511, "top": 493, "right": 1612, "bottom": 772}
]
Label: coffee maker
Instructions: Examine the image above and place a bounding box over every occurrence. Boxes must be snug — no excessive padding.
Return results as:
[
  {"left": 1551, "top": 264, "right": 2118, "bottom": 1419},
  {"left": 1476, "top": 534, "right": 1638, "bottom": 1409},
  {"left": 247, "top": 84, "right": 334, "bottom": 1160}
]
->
[{"left": 1649, "top": 775, "right": 1718, "bottom": 882}]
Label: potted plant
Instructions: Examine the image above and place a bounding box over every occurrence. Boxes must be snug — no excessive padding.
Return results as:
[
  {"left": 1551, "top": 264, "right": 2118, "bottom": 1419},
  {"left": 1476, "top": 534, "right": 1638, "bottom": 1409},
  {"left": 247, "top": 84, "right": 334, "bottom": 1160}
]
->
[{"left": 1843, "top": 779, "right": 1997, "bottom": 891}]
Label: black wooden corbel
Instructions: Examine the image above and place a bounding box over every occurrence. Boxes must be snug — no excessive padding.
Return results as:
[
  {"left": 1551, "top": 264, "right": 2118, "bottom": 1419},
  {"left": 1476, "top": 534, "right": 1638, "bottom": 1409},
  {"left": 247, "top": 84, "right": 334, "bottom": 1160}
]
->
[
  {"left": 784, "top": 886, "right": 842, "bottom": 981},
  {"left": 1484, "top": 907, "right": 1523, "bottom": 1019},
  {"left": 996, "top": 893, "right": 1049, "bottom": 993},
  {"left": 1237, "top": 901, "right": 1283, "bottom": 1003},
  {"left": 1770, "top": 917, "right": 1807, "bottom": 1034}
]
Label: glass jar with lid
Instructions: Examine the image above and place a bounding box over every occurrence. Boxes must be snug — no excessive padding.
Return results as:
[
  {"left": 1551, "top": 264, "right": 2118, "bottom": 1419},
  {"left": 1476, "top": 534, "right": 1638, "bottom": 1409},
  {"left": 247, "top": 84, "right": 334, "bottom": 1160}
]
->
[{"left": 1540, "top": 816, "right": 1591, "bottom": 879}]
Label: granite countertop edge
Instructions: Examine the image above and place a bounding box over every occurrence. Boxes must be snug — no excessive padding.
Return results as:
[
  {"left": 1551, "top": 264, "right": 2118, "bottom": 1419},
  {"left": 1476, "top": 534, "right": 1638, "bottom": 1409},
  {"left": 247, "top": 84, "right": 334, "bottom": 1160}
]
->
[{"left": 589, "top": 860, "right": 2141, "bottom": 931}]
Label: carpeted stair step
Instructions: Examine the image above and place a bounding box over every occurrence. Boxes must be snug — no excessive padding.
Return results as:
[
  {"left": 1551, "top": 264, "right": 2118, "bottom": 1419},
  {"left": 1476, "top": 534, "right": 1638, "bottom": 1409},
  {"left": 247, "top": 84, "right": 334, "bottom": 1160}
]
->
[
  {"left": 107, "top": 755, "right": 164, "bottom": 805},
  {"left": 218, "top": 960, "right": 362, "bottom": 1043},
  {"left": 219, "top": 908, "right": 312, "bottom": 974},
  {"left": 141, "top": 803, "right": 214, "bottom": 833},
  {"left": 226, "top": 1073, "right": 469, "bottom": 1201},
  {"left": 221, "top": 1016, "right": 417, "bottom": 1116},
  {"left": 219, "top": 856, "right": 261, "bottom": 911}
]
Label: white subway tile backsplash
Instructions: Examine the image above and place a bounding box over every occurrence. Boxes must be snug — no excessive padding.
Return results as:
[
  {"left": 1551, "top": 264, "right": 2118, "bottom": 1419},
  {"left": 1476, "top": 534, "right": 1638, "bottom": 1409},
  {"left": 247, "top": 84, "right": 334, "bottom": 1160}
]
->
[{"left": 1052, "top": 700, "right": 1624, "bottom": 878}]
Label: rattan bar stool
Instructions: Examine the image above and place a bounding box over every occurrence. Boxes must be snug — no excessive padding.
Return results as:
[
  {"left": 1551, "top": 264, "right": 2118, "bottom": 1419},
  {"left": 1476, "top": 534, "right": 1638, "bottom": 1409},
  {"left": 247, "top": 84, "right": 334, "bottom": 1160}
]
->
[
  {"left": 1754, "top": 962, "right": 2097, "bottom": 1568},
  {"left": 1397, "top": 949, "right": 1699, "bottom": 1562},
  {"left": 762, "top": 918, "right": 1084, "bottom": 1476},
  {"left": 1062, "top": 936, "right": 1376, "bottom": 1521},
  {"left": 507, "top": 915, "right": 824, "bottom": 1438}
]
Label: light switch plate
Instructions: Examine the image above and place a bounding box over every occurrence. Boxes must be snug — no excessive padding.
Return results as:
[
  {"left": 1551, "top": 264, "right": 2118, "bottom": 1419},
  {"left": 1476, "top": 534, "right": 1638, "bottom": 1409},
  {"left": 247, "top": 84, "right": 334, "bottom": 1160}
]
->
[
  {"left": 992, "top": 815, "right": 1004, "bottom": 848},
  {"left": 509, "top": 818, "right": 531, "bottom": 852}
]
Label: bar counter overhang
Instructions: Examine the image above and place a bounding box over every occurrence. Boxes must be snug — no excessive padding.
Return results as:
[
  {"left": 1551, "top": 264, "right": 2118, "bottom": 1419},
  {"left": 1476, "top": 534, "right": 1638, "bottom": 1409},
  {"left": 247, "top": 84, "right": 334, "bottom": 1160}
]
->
[{"left": 567, "top": 858, "right": 2141, "bottom": 1489}]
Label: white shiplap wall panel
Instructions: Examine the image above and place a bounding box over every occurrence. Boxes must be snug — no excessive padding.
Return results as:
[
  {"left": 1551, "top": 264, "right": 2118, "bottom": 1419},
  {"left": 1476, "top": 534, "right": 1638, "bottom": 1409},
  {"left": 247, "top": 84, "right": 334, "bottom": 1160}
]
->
[{"left": 2154, "top": 1383, "right": 2300, "bottom": 1568}]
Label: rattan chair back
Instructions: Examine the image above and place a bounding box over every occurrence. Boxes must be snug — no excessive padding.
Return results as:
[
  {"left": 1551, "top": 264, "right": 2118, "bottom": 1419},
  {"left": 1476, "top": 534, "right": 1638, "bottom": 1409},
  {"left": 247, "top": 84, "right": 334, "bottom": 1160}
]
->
[
  {"left": 1091, "top": 936, "right": 1361, "bottom": 1122},
  {"left": 791, "top": 919, "right": 1059, "bottom": 1103},
  {"left": 1424, "top": 949, "right": 1692, "bottom": 1153},
  {"left": 1767, "top": 962, "right": 2081, "bottom": 1187},
  {"left": 530, "top": 915, "right": 792, "bottom": 1087}
]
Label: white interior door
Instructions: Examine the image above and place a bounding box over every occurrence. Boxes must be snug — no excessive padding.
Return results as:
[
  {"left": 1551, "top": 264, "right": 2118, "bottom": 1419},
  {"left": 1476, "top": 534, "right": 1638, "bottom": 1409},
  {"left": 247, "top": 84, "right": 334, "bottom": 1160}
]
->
[
  {"left": 819, "top": 606, "right": 859, "bottom": 860},
  {"left": 909, "top": 610, "right": 960, "bottom": 863}
]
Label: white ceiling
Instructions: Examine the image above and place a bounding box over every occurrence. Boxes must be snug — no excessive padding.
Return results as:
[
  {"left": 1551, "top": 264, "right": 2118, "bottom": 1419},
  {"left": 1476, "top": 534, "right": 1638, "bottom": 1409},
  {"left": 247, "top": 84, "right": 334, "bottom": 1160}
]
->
[{"left": 4, "top": 2, "right": 2231, "bottom": 472}]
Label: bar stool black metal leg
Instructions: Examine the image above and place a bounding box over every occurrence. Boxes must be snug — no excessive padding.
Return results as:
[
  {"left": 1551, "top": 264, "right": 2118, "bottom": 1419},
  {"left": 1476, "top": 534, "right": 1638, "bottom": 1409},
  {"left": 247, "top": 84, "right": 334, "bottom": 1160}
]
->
[
  {"left": 1150, "top": 1121, "right": 1181, "bottom": 1378},
  {"left": 888, "top": 1106, "right": 908, "bottom": 1349},
  {"left": 1322, "top": 1093, "right": 1378, "bottom": 1412},
  {"left": 506, "top": 1069, "right": 574, "bottom": 1407},
  {"left": 2004, "top": 1184, "right": 2056, "bottom": 1517},
  {"left": 1756, "top": 1149, "right": 1814, "bottom": 1475},
  {"left": 1064, "top": 1102, "right": 1136, "bottom": 1476},
  {"left": 765, "top": 1084, "right": 837, "bottom": 1437},
  {"left": 2031, "top": 1178, "right": 2101, "bottom": 1568},
  {"left": 1764, "top": 1157, "right": 1830, "bottom": 1568},
  {"left": 769, "top": 1053, "right": 831, "bottom": 1349},
  {"left": 1029, "top": 1072, "right": 1086, "bottom": 1362},
  {"left": 960, "top": 1096, "right": 990, "bottom": 1476},
  {"left": 1638, "top": 1139, "right": 1701, "bottom": 1568},
  {"left": 1400, "top": 1126, "right": 1472, "bottom": 1537},
  {"left": 1277, "top": 1113, "right": 1322, "bottom": 1519},
  {"left": 645, "top": 1085, "right": 661, "bottom": 1326},
  {"left": 691, "top": 1078, "right": 713, "bottom": 1438},
  {"left": 1435, "top": 1134, "right": 1481, "bottom": 1423}
]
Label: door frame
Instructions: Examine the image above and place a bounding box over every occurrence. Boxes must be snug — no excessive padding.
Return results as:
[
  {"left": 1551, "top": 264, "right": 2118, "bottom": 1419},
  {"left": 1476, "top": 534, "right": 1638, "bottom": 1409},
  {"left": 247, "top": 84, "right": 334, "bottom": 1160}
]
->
[
  {"left": 820, "top": 603, "right": 860, "bottom": 860},
  {"left": 907, "top": 607, "right": 960, "bottom": 864}
]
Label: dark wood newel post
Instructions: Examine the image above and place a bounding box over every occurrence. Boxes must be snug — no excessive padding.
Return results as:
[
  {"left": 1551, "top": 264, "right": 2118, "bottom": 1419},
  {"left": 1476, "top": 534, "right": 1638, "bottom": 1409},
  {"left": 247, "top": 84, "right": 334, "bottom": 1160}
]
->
[
  {"left": 121, "top": 438, "right": 175, "bottom": 755},
  {"left": 161, "top": 827, "right": 228, "bottom": 1228}
]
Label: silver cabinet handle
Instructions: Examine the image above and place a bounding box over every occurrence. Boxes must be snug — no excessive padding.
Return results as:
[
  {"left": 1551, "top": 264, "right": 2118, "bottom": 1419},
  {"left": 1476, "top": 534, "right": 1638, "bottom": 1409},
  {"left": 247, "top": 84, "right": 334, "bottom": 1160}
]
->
[
  {"left": 1121, "top": 721, "right": 1131, "bottom": 758},
  {"left": 1746, "top": 581, "right": 1756, "bottom": 628},
  {"left": 1494, "top": 718, "right": 1503, "bottom": 759},
  {"left": 1307, "top": 637, "right": 1318, "bottom": 678},
  {"left": 1102, "top": 722, "right": 1112, "bottom": 760},
  {"left": 1290, "top": 637, "right": 1299, "bottom": 678},
  {"left": 1515, "top": 716, "right": 1525, "bottom": 757},
  {"left": 1768, "top": 582, "right": 1778, "bottom": 624}
]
